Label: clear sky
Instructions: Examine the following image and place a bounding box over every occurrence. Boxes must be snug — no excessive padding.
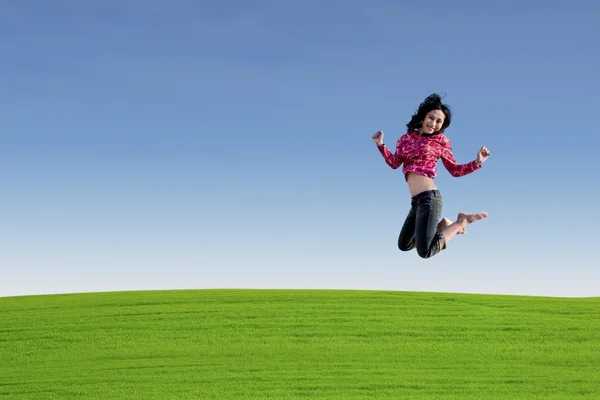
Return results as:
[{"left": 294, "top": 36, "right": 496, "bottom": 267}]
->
[{"left": 2, "top": 0, "right": 599, "bottom": 298}]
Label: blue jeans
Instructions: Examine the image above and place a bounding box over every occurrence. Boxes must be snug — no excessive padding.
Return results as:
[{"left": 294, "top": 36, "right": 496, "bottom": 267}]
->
[{"left": 398, "top": 189, "right": 447, "bottom": 259}]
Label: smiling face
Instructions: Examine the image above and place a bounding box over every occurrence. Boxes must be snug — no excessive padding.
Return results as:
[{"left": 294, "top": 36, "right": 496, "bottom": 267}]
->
[{"left": 421, "top": 109, "right": 446, "bottom": 134}]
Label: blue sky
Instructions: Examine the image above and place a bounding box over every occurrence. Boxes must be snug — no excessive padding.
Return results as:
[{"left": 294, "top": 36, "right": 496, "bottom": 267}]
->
[{"left": 2, "top": 0, "right": 599, "bottom": 298}]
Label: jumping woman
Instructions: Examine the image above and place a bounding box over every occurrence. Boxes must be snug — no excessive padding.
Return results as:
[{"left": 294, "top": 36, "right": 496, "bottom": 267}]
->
[{"left": 372, "top": 94, "right": 491, "bottom": 259}]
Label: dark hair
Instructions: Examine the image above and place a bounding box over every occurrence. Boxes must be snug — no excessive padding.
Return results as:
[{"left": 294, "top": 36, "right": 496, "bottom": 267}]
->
[{"left": 406, "top": 93, "right": 452, "bottom": 135}]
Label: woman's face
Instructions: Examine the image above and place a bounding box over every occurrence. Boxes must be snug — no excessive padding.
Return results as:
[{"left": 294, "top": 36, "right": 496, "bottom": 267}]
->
[{"left": 421, "top": 109, "right": 445, "bottom": 134}]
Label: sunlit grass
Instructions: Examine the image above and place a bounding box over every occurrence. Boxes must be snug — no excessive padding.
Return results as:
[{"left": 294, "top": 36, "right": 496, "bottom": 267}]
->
[{"left": 1, "top": 289, "right": 599, "bottom": 399}]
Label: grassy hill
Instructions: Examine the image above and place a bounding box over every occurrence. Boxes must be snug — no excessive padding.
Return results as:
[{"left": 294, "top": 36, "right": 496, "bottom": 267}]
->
[{"left": 1, "top": 289, "right": 599, "bottom": 399}]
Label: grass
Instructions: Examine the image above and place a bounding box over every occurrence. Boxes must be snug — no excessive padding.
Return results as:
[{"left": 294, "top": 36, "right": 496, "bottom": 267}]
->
[{"left": 1, "top": 289, "right": 599, "bottom": 399}]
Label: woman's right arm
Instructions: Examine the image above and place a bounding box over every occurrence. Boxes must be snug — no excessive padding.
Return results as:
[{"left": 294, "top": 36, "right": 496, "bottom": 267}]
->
[{"left": 373, "top": 131, "right": 404, "bottom": 169}]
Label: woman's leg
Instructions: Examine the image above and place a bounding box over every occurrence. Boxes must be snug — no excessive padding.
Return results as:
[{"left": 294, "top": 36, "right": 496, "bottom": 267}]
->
[
  {"left": 414, "top": 191, "right": 446, "bottom": 259},
  {"left": 437, "top": 217, "right": 466, "bottom": 234},
  {"left": 440, "top": 212, "right": 488, "bottom": 243},
  {"left": 398, "top": 205, "right": 417, "bottom": 252}
]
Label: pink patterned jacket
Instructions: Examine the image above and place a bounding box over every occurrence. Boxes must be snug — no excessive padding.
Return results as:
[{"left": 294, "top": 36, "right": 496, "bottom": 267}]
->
[{"left": 377, "top": 131, "right": 481, "bottom": 180}]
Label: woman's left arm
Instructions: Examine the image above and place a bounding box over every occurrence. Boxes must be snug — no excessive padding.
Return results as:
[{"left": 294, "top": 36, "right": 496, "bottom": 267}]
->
[{"left": 440, "top": 139, "right": 488, "bottom": 177}]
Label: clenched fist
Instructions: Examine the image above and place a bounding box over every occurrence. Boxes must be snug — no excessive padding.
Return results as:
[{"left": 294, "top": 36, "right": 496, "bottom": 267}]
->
[
  {"left": 476, "top": 146, "right": 491, "bottom": 166},
  {"left": 372, "top": 130, "right": 384, "bottom": 146}
]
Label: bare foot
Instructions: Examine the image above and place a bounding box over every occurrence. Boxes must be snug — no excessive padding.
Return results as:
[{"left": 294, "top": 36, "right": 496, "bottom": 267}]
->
[
  {"left": 457, "top": 212, "right": 488, "bottom": 225},
  {"left": 438, "top": 217, "right": 466, "bottom": 234}
]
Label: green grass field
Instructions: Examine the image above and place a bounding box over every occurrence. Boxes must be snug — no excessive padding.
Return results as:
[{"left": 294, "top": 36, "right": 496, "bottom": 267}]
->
[{"left": 1, "top": 289, "right": 599, "bottom": 399}]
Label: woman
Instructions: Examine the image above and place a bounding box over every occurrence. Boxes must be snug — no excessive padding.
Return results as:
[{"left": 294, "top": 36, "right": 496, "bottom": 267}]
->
[{"left": 372, "top": 94, "right": 490, "bottom": 259}]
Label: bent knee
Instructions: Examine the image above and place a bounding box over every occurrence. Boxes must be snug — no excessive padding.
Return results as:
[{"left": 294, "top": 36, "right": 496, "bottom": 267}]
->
[
  {"left": 398, "top": 243, "right": 412, "bottom": 252},
  {"left": 398, "top": 240, "right": 415, "bottom": 252},
  {"left": 416, "top": 247, "right": 434, "bottom": 259}
]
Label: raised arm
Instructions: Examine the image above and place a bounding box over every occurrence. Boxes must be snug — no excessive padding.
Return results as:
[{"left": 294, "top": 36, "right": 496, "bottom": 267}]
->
[
  {"left": 372, "top": 130, "right": 405, "bottom": 169},
  {"left": 376, "top": 137, "right": 405, "bottom": 170},
  {"left": 440, "top": 138, "right": 481, "bottom": 177}
]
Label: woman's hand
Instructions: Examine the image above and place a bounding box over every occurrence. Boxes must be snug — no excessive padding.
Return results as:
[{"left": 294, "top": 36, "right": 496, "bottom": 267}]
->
[
  {"left": 476, "top": 146, "right": 491, "bottom": 165},
  {"left": 372, "top": 130, "right": 384, "bottom": 146}
]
